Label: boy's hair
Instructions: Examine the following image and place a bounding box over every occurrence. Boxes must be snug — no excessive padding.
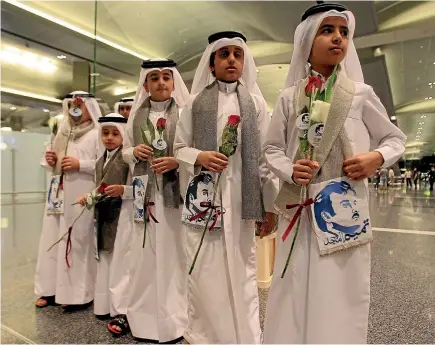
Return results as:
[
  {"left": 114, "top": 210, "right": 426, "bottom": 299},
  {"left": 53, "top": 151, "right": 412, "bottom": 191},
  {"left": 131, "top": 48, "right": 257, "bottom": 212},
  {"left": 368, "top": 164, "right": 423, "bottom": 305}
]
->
[{"left": 209, "top": 52, "right": 216, "bottom": 77}]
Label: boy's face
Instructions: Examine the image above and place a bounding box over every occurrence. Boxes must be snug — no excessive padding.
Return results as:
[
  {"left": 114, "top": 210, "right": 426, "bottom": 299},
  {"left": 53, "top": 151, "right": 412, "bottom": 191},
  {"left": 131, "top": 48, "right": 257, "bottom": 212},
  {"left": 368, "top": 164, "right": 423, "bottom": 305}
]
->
[
  {"left": 211, "top": 45, "right": 244, "bottom": 83},
  {"left": 101, "top": 125, "right": 122, "bottom": 151},
  {"left": 310, "top": 16, "right": 349, "bottom": 69},
  {"left": 118, "top": 105, "right": 131, "bottom": 118},
  {"left": 144, "top": 69, "right": 175, "bottom": 102}
]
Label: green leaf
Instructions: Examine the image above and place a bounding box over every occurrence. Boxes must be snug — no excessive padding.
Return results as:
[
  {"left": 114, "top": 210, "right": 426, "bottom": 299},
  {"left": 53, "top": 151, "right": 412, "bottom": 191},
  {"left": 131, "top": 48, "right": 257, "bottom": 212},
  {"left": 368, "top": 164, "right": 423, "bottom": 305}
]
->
[{"left": 147, "top": 118, "right": 156, "bottom": 142}]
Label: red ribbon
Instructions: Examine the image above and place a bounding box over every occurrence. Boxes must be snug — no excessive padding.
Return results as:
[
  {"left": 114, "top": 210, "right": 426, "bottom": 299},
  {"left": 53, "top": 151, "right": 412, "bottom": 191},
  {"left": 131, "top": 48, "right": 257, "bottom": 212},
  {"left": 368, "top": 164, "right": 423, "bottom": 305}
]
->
[
  {"left": 209, "top": 210, "right": 225, "bottom": 231},
  {"left": 145, "top": 202, "right": 159, "bottom": 223},
  {"left": 282, "top": 198, "right": 314, "bottom": 242},
  {"left": 189, "top": 201, "right": 212, "bottom": 222},
  {"left": 65, "top": 226, "right": 73, "bottom": 268},
  {"left": 189, "top": 202, "right": 224, "bottom": 232}
]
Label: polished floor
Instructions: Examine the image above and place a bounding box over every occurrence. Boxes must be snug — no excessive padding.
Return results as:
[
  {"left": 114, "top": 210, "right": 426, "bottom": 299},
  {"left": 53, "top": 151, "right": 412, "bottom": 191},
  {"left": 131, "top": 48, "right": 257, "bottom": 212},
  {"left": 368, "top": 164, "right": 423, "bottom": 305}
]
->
[{"left": 1, "top": 184, "right": 435, "bottom": 344}]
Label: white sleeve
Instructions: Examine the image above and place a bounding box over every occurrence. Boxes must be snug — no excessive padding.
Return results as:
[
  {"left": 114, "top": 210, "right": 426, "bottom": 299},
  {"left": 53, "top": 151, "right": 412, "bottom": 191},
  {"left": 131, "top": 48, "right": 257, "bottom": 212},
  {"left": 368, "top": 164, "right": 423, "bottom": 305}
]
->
[
  {"left": 40, "top": 143, "right": 53, "bottom": 171},
  {"left": 173, "top": 100, "right": 202, "bottom": 176},
  {"left": 79, "top": 133, "right": 98, "bottom": 176},
  {"left": 254, "top": 96, "right": 279, "bottom": 213},
  {"left": 263, "top": 89, "right": 299, "bottom": 186},
  {"left": 122, "top": 115, "right": 139, "bottom": 165},
  {"left": 362, "top": 87, "right": 406, "bottom": 168}
]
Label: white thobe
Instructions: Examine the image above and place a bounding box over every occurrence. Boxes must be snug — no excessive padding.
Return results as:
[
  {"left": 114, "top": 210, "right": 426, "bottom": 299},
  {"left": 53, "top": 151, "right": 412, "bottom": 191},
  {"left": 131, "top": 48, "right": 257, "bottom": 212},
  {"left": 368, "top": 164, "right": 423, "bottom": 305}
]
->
[
  {"left": 94, "top": 147, "right": 134, "bottom": 316},
  {"left": 174, "top": 81, "right": 278, "bottom": 344},
  {"left": 123, "top": 99, "right": 187, "bottom": 342},
  {"left": 263, "top": 81, "right": 406, "bottom": 343},
  {"left": 54, "top": 128, "right": 100, "bottom": 305},
  {"left": 34, "top": 143, "right": 62, "bottom": 299}
]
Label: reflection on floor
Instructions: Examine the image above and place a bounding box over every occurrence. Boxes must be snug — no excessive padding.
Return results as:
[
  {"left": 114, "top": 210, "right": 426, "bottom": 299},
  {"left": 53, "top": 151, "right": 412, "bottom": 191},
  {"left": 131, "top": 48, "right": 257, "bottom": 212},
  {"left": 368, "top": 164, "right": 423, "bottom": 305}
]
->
[{"left": 1, "top": 186, "right": 435, "bottom": 344}]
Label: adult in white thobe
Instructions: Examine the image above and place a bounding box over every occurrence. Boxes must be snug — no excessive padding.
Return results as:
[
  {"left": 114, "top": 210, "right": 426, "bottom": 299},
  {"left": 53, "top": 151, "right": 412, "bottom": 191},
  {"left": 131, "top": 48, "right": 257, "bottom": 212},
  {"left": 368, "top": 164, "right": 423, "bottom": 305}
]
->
[{"left": 54, "top": 128, "right": 100, "bottom": 305}]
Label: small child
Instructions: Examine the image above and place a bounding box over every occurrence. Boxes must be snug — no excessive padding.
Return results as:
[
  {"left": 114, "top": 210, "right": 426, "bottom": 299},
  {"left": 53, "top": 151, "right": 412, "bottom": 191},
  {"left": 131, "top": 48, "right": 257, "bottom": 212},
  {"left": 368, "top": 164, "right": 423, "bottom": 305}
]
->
[
  {"left": 76, "top": 113, "right": 133, "bottom": 327},
  {"left": 263, "top": 3, "right": 406, "bottom": 343}
]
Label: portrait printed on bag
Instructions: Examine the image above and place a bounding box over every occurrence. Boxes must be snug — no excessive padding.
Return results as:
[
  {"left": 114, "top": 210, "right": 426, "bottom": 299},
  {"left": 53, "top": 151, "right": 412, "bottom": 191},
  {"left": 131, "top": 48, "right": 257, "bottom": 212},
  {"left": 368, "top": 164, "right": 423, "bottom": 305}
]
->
[{"left": 313, "top": 180, "right": 370, "bottom": 244}]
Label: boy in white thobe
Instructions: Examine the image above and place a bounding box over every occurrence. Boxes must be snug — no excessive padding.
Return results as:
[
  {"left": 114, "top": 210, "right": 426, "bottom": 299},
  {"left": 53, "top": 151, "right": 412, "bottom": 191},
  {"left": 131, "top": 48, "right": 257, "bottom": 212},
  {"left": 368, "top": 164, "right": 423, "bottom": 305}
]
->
[
  {"left": 174, "top": 31, "right": 278, "bottom": 344},
  {"left": 262, "top": 4, "right": 406, "bottom": 343}
]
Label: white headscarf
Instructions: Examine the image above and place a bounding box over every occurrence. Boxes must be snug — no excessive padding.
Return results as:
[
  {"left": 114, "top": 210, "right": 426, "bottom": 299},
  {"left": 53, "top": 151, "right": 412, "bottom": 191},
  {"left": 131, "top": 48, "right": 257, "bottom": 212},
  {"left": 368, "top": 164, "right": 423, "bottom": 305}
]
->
[
  {"left": 97, "top": 112, "right": 127, "bottom": 160},
  {"left": 130, "top": 59, "right": 190, "bottom": 117},
  {"left": 98, "top": 113, "right": 127, "bottom": 139},
  {"left": 285, "top": 10, "right": 364, "bottom": 88},
  {"left": 60, "top": 90, "right": 102, "bottom": 126},
  {"left": 191, "top": 36, "right": 263, "bottom": 97},
  {"left": 114, "top": 97, "right": 134, "bottom": 114}
]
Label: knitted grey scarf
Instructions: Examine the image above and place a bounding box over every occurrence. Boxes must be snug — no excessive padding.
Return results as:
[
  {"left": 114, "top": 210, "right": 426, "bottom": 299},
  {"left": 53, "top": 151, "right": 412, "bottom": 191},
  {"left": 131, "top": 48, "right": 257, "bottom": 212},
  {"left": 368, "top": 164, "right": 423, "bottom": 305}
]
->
[
  {"left": 191, "top": 81, "right": 263, "bottom": 221},
  {"left": 275, "top": 71, "right": 355, "bottom": 217},
  {"left": 132, "top": 97, "right": 181, "bottom": 209}
]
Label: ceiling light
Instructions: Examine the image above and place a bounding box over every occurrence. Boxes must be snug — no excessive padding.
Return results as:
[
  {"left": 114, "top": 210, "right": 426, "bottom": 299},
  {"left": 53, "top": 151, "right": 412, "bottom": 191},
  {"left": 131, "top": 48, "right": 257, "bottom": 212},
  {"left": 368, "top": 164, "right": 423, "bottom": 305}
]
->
[
  {"left": 57, "top": 55, "right": 66, "bottom": 59},
  {"left": 425, "top": 97, "right": 429, "bottom": 100},
  {"left": 419, "top": 60, "right": 422, "bottom": 64},
  {"left": 10, "top": 106, "right": 16, "bottom": 110},
  {"left": 42, "top": 108, "right": 50, "bottom": 113},
  {"left": 430, "top": 83, "right": 433, "bottom": 86},
  {"left": 0, "top": 87, "right": 62, "bottom": 103},
  {"left": 256, "top": 69, "right": 260, "bottom": 73},
  {"left": 21, "top": 129, "right": 27, "bottom": 132},
  {"left": 1, "top": 127, "right": 12, "bottom": 131},
  {"left": 3, "top": 0, "right": 149, "bottom": 61},
  {"left": 421, "top": 46, "right": 424, "bottom": 48},
  {"left": 429, "top": 97, "right": 433, "bottom": 100},
  {"left": 0, "top": 45, "right": 57, "bottom": 74},
  {"left": 391, "top": 116, "right": 397, "bottom": 121}
]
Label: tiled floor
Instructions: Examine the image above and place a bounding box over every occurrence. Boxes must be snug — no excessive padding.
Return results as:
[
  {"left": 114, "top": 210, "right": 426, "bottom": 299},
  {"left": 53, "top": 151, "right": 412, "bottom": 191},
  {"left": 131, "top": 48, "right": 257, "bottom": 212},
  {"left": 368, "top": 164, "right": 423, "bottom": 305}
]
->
[{"left": 2, "top": 185, "right": 435, "bottom": 344}]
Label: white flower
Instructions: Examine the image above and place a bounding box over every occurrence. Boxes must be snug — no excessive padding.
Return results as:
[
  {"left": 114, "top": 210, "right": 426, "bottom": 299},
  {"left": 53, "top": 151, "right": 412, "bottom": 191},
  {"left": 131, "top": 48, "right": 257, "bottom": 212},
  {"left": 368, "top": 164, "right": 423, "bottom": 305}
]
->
[
  {"left": 86, "top": 194, "right": 94, "bottom": 207},
  {"left": 143, "top": 128, "right": 152, "bottom": 145},
  {"left": 310, "top": 100, "right": 331, "bottom": 124}
]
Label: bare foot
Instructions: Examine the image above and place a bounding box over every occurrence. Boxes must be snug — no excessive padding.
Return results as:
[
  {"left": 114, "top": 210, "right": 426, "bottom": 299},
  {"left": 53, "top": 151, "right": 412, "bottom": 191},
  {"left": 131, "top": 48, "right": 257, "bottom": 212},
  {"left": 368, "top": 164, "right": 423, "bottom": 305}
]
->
[{"left": 35, "top": 298, "right": 48, "bottom": 308}]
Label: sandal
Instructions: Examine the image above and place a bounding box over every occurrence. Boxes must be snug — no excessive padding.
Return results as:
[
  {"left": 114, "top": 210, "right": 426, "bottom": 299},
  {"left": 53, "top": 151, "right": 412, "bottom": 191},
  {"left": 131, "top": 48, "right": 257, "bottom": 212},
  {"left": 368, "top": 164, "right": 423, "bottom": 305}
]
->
[
  {"left": 62, "top": 301, "right": 93, "bottom": 312},
  {"left": 35, "top": 296, "right": 56, "bottom": 308},
  {"left": 108, "top": 314, "right": 129, "bottom": 336}
]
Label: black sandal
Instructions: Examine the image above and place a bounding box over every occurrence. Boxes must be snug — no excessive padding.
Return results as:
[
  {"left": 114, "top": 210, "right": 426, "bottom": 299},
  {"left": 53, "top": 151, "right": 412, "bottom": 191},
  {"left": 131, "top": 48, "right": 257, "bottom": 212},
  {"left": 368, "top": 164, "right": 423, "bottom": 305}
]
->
[{"left": 107, "top": 314, "right": 129, "bottom": 336}]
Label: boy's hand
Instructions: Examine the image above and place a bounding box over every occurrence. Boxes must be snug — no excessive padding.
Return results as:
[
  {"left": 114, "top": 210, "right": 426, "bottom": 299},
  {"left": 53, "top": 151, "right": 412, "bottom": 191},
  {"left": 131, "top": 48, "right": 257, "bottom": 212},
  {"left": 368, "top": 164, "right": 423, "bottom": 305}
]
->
[
  {"left": 134, "top": 144, "right": 153, "bottom": 161},
  {"left": 103, "top": 185, "right": 124, "bottom": 197},
  {"left": 196, "top": 151, "right": 228, "bottom": 173},
  {"left": 343, "top": 152, "right": 384, "bottom": 181},
  {"left": 76, "top": 195, "right": 87, "bottom": 206},
  {"left": 61, "top": 156, "right": 80, "bottom": 171},
  {"left": 45, "top": 150, "right": 57, "bottom": 167},
  {"left": 151, "top": 157, "right": 179, "bottom": 175},
  {"left": 259, "top": 212, "right": 277, "bottom": 239},
  {"left": 292, "top": 159, "right": 319, "bottom": 185}
]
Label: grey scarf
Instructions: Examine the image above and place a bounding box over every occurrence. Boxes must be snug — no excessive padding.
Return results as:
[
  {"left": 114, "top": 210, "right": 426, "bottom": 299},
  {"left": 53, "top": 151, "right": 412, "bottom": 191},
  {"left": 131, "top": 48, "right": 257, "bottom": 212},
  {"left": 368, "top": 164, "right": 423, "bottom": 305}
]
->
[
  {"left": 275, "top": 71, "right": 355, "bottom": 217},
  {"left": 192, "top": 81, "right": 263, "bottom": 221},
  {"left": 132, "top": 97, "right": 181, "bottom": 209}
]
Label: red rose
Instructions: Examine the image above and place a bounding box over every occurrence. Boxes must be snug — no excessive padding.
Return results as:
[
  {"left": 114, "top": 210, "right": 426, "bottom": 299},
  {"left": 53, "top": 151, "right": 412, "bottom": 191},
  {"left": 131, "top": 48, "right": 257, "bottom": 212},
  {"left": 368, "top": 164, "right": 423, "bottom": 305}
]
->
[
  {"left": 72, "top": 97, "right": 84, "bottom": 106},
  {"left": 156, "top": 118, "right": 166, "bottom": 131},
  {"left": 98, "top": 183, "right": 107, "bottom": 194},
  {"left": 305, "top": 76, "right": 323, "bottom": 96},
  {"left": 228, "top": 115, "right": 241, "bottom": 127}
]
